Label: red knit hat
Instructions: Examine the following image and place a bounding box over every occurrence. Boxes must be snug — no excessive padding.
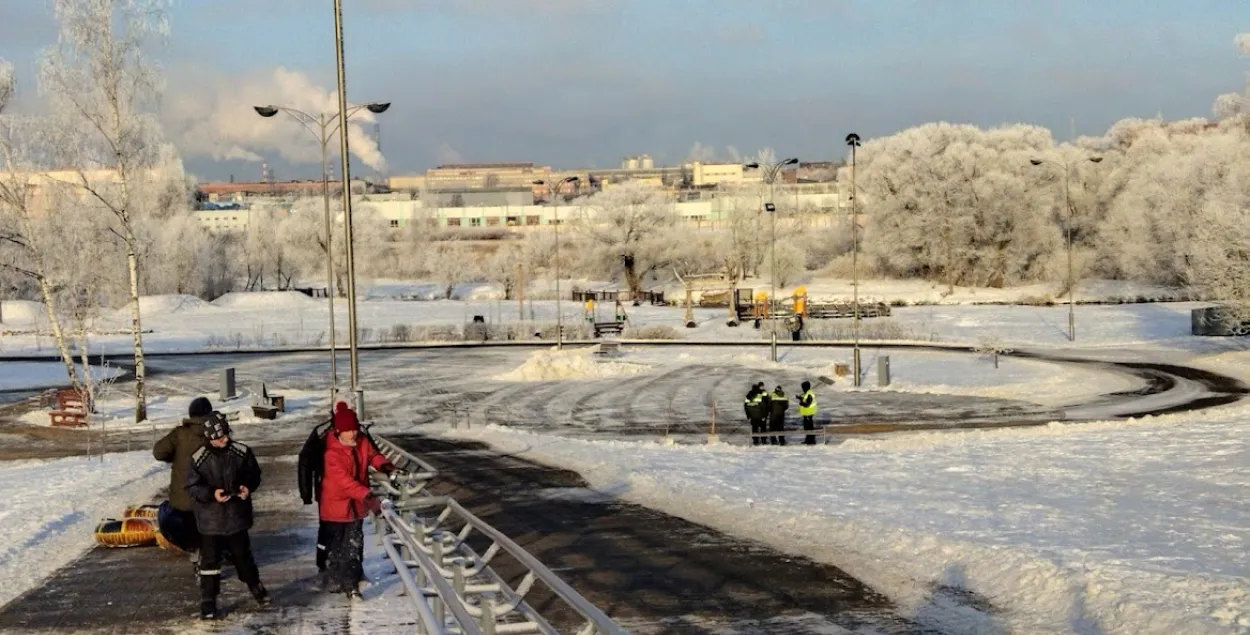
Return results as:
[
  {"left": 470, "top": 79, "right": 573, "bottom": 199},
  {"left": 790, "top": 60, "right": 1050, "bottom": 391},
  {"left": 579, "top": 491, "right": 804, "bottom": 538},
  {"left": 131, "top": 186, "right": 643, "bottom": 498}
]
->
[{"left": 333, "top": 401, "right": 359, "bottom": 433}]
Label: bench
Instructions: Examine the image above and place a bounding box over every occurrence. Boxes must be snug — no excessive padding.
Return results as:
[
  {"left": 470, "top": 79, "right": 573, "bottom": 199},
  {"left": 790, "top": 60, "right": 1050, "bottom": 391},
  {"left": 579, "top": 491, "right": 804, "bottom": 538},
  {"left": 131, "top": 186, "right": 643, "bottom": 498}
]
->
[
  {"left": 49, "top": 388, "right": 91, "bottom": 428},
  {"left": 592, "top": 321, "right": 625, "bottom": 338}
]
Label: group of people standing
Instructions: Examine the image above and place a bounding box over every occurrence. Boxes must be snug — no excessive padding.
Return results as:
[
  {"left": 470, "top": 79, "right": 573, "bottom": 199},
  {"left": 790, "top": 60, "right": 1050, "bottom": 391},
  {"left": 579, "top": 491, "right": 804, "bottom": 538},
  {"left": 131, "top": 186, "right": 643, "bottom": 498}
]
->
[
  {"left": 743, "top": 380, "right": 819, "bottom": 445},
  {"left": 153, "top": 398, "right": 400, "bottom": 620}
]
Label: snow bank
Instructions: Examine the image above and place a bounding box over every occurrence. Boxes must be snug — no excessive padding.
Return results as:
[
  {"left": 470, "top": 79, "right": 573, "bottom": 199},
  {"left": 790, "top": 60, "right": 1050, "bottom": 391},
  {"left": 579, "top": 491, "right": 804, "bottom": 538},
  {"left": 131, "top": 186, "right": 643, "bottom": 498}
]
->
[
  {"left": 0, "top": 452, "right": 166, "bottom": 608},
  {"left": 210, "top": 291, "right": 320, "bottom": 311},
  {"left": 124, "top": 294, "right": 214, "bottom": 316},
  {"left": 441, "top": 411, "right": 1250, "bottom": 635},
  {"left": 494, "top": 347, "right": 650, "bottom": 381},
  {"left": 0, "top": 301, "right": 48, "bottom": 326}
]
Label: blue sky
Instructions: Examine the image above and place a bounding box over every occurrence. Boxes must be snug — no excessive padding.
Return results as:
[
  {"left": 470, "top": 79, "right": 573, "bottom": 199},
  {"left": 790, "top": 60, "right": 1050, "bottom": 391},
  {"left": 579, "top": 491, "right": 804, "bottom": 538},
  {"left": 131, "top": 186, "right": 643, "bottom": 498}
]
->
[{"left": 0, "top": 0, "right": 1245, "bottom": 181}]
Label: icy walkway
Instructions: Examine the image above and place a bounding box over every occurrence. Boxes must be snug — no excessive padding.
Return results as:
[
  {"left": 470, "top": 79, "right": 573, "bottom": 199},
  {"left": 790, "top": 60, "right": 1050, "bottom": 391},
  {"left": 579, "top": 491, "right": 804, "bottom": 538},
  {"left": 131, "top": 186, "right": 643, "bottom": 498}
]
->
[{"left": 0, "top": 444, "right": 351, "bottom": 634}]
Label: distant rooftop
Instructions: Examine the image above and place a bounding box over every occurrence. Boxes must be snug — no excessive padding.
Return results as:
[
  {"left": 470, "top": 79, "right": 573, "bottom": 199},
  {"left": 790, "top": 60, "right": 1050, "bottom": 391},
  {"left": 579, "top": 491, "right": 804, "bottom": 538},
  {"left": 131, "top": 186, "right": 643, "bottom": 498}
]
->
[{"left": 434, "top": 162, "right": 536, "bottom": 170}]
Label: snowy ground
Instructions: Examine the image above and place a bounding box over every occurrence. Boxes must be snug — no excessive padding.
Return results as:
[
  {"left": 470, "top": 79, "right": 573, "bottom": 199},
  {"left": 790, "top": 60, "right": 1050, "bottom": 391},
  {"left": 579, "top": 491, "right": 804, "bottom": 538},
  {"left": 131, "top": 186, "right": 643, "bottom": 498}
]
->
[
  {"left": 428, "top": 410, "right": 1250, "bottom": 635},
  {"left": 0, "top": 451, "right": 166, "bottom": 609},
  {"left": 0, "top": 278, "right": 1228, "bottom": 360}
]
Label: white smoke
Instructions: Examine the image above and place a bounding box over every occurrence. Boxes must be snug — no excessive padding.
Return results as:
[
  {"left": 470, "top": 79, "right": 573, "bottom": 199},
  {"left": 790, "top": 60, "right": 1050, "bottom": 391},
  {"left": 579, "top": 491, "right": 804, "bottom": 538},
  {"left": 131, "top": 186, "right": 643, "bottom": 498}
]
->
[
  {"left": 1237, "top": 32, "right": 1250, "bottom": 56},
  {"left": 163, "top": 66, "right": 387, "bottom": 172}
]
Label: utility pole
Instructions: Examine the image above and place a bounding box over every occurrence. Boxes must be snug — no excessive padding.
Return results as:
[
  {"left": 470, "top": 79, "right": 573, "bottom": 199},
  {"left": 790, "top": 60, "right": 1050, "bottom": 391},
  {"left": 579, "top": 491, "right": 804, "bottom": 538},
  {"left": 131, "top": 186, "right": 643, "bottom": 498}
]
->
[{"left": 846, "top": 133, "right": 862, "bottom": 386}]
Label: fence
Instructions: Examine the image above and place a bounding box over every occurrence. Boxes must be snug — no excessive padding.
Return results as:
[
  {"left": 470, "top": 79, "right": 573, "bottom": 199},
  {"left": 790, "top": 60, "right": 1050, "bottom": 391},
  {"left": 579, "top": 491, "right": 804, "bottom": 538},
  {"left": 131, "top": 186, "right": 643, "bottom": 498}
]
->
[{"left": 369, "top": 435, "right": 628, "bottom": 635}]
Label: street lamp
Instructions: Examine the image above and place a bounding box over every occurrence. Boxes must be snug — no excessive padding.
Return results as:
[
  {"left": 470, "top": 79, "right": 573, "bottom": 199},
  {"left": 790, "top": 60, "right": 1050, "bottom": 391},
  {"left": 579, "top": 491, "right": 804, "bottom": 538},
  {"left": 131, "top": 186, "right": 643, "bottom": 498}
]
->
[
  {"left": 253, "top": 99, "right": 390, "bottom": 411},
  {"left": 533, "top": 176, "right": 580, "bottom": 350},
  {"left": 845, "top": 133, "right": 862, "bottom": 386},
  {"left": 744, "top": 157, "right": 798, "bottom": 362},
  {"left": 1029, "top": 155, "right": 1103, "bottom": 343}
]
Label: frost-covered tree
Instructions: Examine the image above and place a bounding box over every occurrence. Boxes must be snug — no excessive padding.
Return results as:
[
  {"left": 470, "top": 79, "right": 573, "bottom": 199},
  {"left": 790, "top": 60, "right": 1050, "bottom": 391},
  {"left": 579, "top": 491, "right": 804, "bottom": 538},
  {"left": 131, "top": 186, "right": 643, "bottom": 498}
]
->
[
  {"left": 578, "top": 181, "right": 677, "bottom": 298},
  {"left": 1213, "top": 29, "right": 1250, "bottom": 120},
  {"left": 851, "top": 122, "right": 1061, "bottom": 289},
  {"left": 38, "top": 0, "right": 176, "bottom": 422},
  {"left": 0, "top": 61, "right": 83, "bottom": 390}
]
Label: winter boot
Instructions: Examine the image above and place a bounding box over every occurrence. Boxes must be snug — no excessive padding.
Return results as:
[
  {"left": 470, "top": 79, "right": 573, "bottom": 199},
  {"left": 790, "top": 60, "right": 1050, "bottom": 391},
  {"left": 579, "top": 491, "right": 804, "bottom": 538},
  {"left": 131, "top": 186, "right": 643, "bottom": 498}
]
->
[
  {"left": 345, "top": 587, "right": 363, "bottom": 601},
  {"left": 249, "top": 582, "right": 271, "bottom": 607},
  {"left": 200, "top": 599, "right": 217, "bottom": 620}
]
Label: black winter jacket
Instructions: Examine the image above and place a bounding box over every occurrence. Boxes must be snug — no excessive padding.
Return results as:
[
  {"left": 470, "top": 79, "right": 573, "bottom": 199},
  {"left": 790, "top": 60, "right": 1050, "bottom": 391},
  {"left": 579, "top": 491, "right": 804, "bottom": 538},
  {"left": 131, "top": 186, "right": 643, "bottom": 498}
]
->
[
  {"left": 297, "top": 420, "right": 378, "bottom": 505},
  {"left": 153, "top": 417, "right": 209, "bottom": 512},
  {"left": 186, "top": 441, "right": 262, "bottom": 536},
  {"left": 769, "top": 391, "right": 789, "bottom": 424},
  {"left": 297, "top": 420, "right": 333, "bottom": 505}
]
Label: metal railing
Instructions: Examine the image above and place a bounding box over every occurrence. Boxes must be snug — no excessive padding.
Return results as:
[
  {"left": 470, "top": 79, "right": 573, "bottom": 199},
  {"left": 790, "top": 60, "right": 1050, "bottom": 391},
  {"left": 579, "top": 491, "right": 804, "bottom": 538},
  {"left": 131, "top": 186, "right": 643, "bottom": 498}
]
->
[{"left": 368, "top": 435, "right": 628, "bottom": 635}]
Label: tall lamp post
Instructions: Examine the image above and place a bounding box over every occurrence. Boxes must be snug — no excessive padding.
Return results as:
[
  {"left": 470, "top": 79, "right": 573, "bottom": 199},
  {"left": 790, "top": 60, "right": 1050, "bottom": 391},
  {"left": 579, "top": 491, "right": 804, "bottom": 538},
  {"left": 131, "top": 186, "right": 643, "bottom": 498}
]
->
[
  {"left": 1029, "top": 155, "right": 1103, "bottom": 343},
  {"left": 253, "top": 101, "right": 390, "bottom": 410},
  {"left": 845, "top": 133, "right": 862, "bottom": 386},
  {"left": 744, "top": 158, "right": 798, "bottom": 362},
  {"left": 533, "top": 176, "right": 580, "bottom": 350}
]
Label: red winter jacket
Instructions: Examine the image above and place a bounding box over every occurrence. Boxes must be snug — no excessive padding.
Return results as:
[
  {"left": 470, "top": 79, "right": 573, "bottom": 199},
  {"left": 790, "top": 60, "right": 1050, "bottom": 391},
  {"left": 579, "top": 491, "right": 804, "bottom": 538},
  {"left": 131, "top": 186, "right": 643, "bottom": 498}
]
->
[{"left": 319, "top": 432, "right": 393, "bottom": 522}]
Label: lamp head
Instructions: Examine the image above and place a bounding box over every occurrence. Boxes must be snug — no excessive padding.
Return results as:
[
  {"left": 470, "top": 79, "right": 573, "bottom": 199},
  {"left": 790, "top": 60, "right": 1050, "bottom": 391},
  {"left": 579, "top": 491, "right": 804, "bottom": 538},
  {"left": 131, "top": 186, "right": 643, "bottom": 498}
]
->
[
  {"left": 744, "top": 162, "right": 760, "bottom": 169},
  {"left": 533, "top": 179, "right": 546, "bottom": 186},
  {"left": 1089, "top": 156, "right": 1103, "bottom": 164},
  {"left": 563, "top": 176, "right": 579, "bottom": 183},
  {"left": 253, "top": 106, "right": 279, "bottom": 118},
  {"left": 365, "top": 102, "right": 391, "bottom": 114},
  {"left": 783, "top": 158, "right": 798, "bottom": 165},
  {"left": 845, "top": 133, "right": 861, "bottom": 147},
  {"left": 1029, "top": 159, "right": 1044, "bottom": 166}
]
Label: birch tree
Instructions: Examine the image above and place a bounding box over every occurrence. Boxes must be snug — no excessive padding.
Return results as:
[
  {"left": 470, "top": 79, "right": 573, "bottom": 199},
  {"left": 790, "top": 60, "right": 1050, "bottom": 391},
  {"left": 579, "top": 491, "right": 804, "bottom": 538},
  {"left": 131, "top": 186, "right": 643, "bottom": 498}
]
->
[
  {"left": 39, "top": 0, "right": 173, "bottom": 422},
  {"left": 0, "top": 60, "right": 83, "bottom": 391}
]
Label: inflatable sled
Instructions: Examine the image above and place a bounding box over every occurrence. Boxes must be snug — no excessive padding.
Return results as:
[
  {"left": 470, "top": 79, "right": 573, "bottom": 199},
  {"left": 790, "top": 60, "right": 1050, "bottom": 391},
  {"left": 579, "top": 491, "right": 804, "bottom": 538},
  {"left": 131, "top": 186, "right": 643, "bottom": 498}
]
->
[{"left": 93, "top": 518, "right": 158, "bottom": 548}]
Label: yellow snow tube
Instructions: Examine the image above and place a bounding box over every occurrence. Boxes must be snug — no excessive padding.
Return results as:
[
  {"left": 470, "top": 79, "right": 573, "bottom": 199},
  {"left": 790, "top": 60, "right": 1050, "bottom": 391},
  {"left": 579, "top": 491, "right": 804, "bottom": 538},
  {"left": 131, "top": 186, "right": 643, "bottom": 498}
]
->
[
  {"left": 123, "top": 504, "right": 160, "bottom": 519},
  {"left": 154, "top": 529, "right": 188, "bottom": 554},
  {"left": 94, "top": 518, "right": 157, "bottom": 548}
]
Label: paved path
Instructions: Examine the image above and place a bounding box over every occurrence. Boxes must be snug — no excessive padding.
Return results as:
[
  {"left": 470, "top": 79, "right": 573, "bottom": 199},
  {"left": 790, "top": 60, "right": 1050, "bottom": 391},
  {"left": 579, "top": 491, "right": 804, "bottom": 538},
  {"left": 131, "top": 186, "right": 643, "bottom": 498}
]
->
[
  {"left": 0, "top": 442, "right": 353, "bottom": 634},
  {"left": 0, "top": 435, "right": 956, "bottom": 634}
]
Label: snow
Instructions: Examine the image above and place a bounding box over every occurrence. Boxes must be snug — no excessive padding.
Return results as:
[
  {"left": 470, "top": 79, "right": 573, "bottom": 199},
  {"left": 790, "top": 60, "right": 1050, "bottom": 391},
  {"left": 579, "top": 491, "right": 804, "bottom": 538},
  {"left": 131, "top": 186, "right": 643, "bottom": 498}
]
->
[
  {"left": 435, "top": 409, "right": 1250, "bottom": 635},
  {"left": 17, "top": 387, "right": 329, "bottom": 432},
  {"left": 493, "top": 346, "right": 651, "bottom": 381},
  {"left": 111, "top": 294, "right": 215, "bottom": 319},
  {"left": 210, "top": 290, "right": 321, "bottom": 310},
  {"left": 0, "top": 301, "right": 48, "bottom": 326},
  {"left": 0, "top": 451, "right": 166, "bottom": 609},
  {"left": 0, "top": 362, "right": 123, "bottom": 392}
]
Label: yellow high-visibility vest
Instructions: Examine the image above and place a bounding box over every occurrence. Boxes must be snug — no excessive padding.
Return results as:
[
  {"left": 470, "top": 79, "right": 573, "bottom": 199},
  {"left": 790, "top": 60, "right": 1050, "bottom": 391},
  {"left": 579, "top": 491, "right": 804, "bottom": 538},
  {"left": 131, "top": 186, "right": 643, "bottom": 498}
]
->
[{"left": 798, "top": 390, "right": 817, "bottom": 416}]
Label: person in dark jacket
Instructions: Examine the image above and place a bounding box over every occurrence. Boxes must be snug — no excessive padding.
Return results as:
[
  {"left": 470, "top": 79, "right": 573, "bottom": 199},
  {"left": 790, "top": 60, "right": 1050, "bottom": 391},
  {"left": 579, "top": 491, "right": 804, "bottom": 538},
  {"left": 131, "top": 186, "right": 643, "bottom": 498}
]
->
[
  {"left": 153, "top": 397, "right": 211, "bottom": 561},
  {"left": 298, "top": 416, "right": 335, "bottom": 575},
  {"left": 743, "top": 384, "right": 763, "bottom": 446},
  {"left": 768, "top": 385, "right": 789, "bottom": 446},
  {"left": 186, "top": 412, "right": 269, "bottom": 620},
  {"left": 320, "top": 403, "right": 396, "bottom": 599}
]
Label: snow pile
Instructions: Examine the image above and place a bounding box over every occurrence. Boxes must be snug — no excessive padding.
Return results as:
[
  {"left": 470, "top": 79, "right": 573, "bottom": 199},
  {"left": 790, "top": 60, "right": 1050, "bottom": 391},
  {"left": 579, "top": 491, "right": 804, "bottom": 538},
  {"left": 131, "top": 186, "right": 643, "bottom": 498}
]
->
[
  {"left": 123, "top": 294, "right": 214, "bottom": 317},
  {"left": 443, "top": 410, "right": 1250, "bottom": 634},
  {"left": 210, "top": 291, "right": 320, "bottom": 311},
  {"left": 494, "top": 347, "right": 650, "bottom": 381},
  {"left": 0, "top": 301, "right": 48, "bottom": 326},
  {"left": 0, "top": 452, "right": 166, "bottom": 608}
]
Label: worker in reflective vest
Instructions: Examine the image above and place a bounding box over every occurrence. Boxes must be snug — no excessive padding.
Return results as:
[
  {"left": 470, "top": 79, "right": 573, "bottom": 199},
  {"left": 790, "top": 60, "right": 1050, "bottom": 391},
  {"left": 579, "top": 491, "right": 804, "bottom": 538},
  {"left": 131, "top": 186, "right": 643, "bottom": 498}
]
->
[
  {"left": 799, "top": 380, "right": 818, "bottom": 445},
  {"left": 768, "top": 386, "right": 788, "bottom": 446}
]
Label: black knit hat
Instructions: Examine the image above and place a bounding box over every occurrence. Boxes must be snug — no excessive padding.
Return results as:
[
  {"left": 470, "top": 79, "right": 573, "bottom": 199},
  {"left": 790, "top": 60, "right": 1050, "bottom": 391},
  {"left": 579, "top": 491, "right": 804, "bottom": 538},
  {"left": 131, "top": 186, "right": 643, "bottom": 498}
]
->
[
  {"left": 188, "top": 397, "right": 213, "bottom": 419},
  {"left": 202, "top": 412, "right": 231, "bottom": 441}
]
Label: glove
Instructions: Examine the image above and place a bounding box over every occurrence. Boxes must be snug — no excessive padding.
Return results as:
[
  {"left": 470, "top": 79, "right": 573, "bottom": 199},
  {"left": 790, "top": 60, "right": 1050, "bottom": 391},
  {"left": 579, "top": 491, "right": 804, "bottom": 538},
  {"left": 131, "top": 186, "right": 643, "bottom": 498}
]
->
[
  {"left": 379, "top": 463, "right": 397, "bottom": 474},
  {"left": 389, "top": 469, "right": 408, "bottom": 483},
  {"left": 364, "top": 495, "right": 383, "bottom": 515}
]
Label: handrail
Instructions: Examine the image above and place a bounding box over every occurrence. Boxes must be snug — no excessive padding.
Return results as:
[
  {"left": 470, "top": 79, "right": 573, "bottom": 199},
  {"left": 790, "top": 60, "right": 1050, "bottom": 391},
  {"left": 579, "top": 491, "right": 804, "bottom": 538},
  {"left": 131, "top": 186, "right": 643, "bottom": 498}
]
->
[{"left": 371, "top": 435, "right": 629, "bottom": 635}]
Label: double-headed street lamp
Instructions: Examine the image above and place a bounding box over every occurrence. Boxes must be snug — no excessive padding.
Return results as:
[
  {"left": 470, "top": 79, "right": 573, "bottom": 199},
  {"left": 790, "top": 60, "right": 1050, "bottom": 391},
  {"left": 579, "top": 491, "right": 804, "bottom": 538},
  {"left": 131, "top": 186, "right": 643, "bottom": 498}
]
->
[
  {"left": 846, "top": 133, "right": 862, "bottom": 386},
  {"left": 253, "top": 101, "right": 389, "bottom": 410},
  {"left": 533, "top": 176, "right": 580, "bottom": 350},
  {"left": 744, "top": 158, "right": 798, "bottom": 362},
  {"left": 1029, "top": 155, "right": 1103, "bottom": 343}
]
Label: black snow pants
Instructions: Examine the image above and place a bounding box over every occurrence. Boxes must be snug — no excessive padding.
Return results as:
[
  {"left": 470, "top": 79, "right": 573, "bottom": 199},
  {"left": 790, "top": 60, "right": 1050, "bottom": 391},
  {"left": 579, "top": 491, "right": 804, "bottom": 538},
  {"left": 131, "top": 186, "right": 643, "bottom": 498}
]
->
[
  {"left": 324, "top": 519, "right": 365, "bottom": 593},
  {"left": 316, "top": 521, "right": 331, "bottom": 571},
  {"left": 200, "top": 531, "right": 260, "bottom": 601},
  {"left": 803, "top": 415, "right": 816, "bottom": 445},
  {"left": 750, "top": 417, "right": 767, "bottom": 446},
  {"left": 769, "top": 416, "right": 786, "bottom": 446}
]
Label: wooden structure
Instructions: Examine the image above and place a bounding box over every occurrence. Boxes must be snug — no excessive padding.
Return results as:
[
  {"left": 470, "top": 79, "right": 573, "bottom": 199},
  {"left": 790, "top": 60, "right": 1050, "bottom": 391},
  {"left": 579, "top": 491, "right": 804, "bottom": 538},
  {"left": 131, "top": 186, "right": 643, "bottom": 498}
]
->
[
  {"left": 570, "top": 287, "right": 665, "bottom": 306},
  {"left": 46, "top": 388, "right": 91, "bottom": 428},
  {"left": 252, "top": 383, "right": 284, "bottom": 420}
]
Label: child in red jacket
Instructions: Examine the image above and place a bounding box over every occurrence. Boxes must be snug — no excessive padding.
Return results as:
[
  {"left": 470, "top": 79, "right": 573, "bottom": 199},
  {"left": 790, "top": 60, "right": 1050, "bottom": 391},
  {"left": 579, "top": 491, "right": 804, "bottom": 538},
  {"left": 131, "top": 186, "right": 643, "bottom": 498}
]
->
[{"left": 319, "top": 402, "right": 396, "bottom": 598}]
